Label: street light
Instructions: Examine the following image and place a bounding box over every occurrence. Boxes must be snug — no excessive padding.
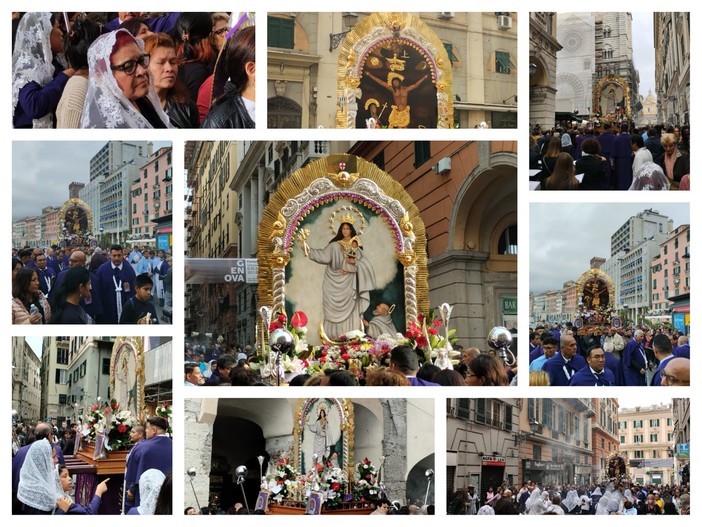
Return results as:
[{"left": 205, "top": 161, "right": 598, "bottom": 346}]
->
[{"left": 513, "top": 419, "right": 540, "bottom": 446}]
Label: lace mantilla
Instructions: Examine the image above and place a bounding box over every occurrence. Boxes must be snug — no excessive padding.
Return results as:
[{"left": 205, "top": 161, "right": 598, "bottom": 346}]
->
[{"left": 81, "top": 29, "right": 172, "bottom": 129}]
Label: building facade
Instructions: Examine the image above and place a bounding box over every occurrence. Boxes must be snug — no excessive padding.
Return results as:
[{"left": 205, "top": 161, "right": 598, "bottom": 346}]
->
[
  {"left": 530, "top": 12, "right": 562, "bottom": 129},
  {"left": 520, "top": 398, "right": 595, "bottom": 485},
  {"left": 591, "top": 398, "right": 620, "bottom": 483},
  {"left": 12, "top": 338, "right": 42, "bottom": 424},
  {"left": 130, "top": 146, "right": 174, "bottom": 239},
  {"left": 593, "top": 12, "right": 639, "bottom": 109},
  {"left": 654, "top": 13, "right": 690, "bottom": 125},
  {"left": 618, "top": 403, "right": 676, "bottom": 485},
  {"left": 650, "top": 224, "right": 690, "bottom": 316},
  {"left": 671, "top": 398, "right": 690, "bottom": 486},
  {"left": 446, "top": 398, "right": 521, "bottom": 499},
  {"left": 65, "top": 337, "right": 115, "bottom": 422},
  {"left": 556, "top": 13, "right": 595, "bottom": 115},
  {"left": 39, "top": 337, "right": 70, "bottom": 423}
]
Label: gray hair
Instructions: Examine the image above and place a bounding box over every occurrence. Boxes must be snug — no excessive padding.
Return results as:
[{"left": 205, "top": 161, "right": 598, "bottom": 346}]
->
[{"left": 634, "top": 329, "right": 644, "bottom": 338}]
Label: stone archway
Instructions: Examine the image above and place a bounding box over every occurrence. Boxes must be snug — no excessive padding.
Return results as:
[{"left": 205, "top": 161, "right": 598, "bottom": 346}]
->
[
  {"left": 335, "top": 12, "right": 453, "bottom": 129},
  {"left": 268, "top": 96, "right": 302, "bottom": 128},
  {"left": 556, "top": 72, "right": 586, "bottom": 113},
  {"left": 406, "top": 453, "right": 435, "bottom": 506}
]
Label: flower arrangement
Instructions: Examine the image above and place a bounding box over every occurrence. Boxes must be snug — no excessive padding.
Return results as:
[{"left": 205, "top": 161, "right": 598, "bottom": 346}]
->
[
  {"left": 155, "top": 403, "right": 172, "bottom": 436},
  {"left": 352, "top": 458, "right": 383, "bottom": 505},
  {"left": 85, "top": 403, "right": 107, "bottom": 441},
  {"left": 266, "top": 456, "right": 303, "bottom": 503},
  {"left": 315, "top": 455, "right": 350, "bottom": 509},
  {"left": 107, "top": 400, "right": 136, "bottom": 451}
]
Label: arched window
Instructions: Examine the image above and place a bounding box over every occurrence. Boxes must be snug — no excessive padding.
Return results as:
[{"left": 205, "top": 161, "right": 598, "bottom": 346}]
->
[{"left": 497, "top": 224, "right": 517, "bottom": 255}]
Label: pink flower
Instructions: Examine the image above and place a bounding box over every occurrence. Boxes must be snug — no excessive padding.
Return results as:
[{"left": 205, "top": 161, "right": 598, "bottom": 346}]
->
[
  {"left": 433, "top": 319, "right": 441, "bottom": 327},
  {"left": 428, "top": 327, "right": 438, "bottom": 336},
  {"left": 117, "top": 424, "right": 127, "bottom": 433}
]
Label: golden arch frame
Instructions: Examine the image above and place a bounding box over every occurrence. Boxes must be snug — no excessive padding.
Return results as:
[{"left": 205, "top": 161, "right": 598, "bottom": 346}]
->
[
  {"left": 593, "top": 75, "right": 631, "bottom": 118},
  {"left": 257, "top": 153, "right": 429, "bottom": 330},
  {"left": 335, "top": 12, "right": 454, "bottom": 129}
]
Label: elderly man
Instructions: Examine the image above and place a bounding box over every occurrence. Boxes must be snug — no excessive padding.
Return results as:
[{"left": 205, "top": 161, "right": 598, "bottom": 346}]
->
[
  {"left": 542, "top": 335, "right": 586, "bottom": 386},
  {"left": 493, "top": 489, "right": 518, "bottom": 514},
  {"left": 602, "top": 327, "right": 626, "bottom": 359},
  {"left": 673, "top": 335, "right": 690, "bottom": 359},
  {"left": 622, "top": 329, "right": 648, "bottom": 386},
  {"left": 660, "top": 358, "right": 690, "bottom": 386}
]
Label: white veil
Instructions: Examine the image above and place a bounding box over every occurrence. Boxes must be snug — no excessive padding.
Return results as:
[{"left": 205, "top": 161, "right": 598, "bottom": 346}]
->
[
  {"left": 80, "top": 29, "right": 172, "bottom": 129},
  {"left": 12, "top": 12, "right": 55, "bottom": 128},
  {"left": 136, "top": 468, "right": 166, "bottom": 515},
  {"left": 17, "top": 439, "right": 63, "bottom": 512}
]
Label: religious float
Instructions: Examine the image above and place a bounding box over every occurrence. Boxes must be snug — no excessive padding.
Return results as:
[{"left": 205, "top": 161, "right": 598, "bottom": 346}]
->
[
  {"left": 57, "top": 196, "right": 100, "bottom": 251},
  {"left": 606, "top": 451, "right": 632, "bottom": 485},
  {"left": 66, "top": 337, "right": 171, "bottom": 514},
  {"left": 573, "top": 268, "right": 620, "bottom": 333},
  {"left": 252, "top": 398, "right": 403, "bottom": 514},
  {"left": 250, "top": 153, "right": 518, "bottom": 384},
  {"left": 591, "top": 74, "right": 632, "bottom": 127}
]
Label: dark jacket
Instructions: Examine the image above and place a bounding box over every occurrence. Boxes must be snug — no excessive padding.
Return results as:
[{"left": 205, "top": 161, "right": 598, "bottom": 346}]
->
[
  {"left": 575, "top": 155, "right": 608, "bottom": 190},
  {"left": 202, "top": 93, "right": 255, "bottom": 129},
  {"left": 658, "top": 152, "right": 690, "bottom": 183},
  {"left": 165, "top": 98, "right": 200, "bottom": 128}
]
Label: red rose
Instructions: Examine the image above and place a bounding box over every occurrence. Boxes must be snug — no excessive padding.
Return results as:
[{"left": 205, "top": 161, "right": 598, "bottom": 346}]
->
[
  {"left": 331, "top": 482, "right": 340, "bottom": 491},
  {"left": 117, "top": 424, "right": 127, "bottom": 433},
  {"left": 416, "top": 336, "right": 428, "bottom": 348},
  {"left": 269, "top": 321, "right": 283, "bottom": 331},
  {"left": 104, "top": 407, "right": 110, "bottom": 414},
  {"left": 365, "top": 474, "right": 371, "bottom": 480},
  {"left": 417, "top": 315, "right": 425, "bottom": 323},
  {"left": 114, "top": 404, "right": 120, "bottom": 410},
  {"left": 341, "top": 353, "right": 351, "bottom": 361},
  {"left": 277, "top": 313, "right": 287, "bottom": 323},
  {"left": 320, "top": 357, "right": 327, "bottom": 363},
  {"left": 88, "top": 423, "right": 93, "bottom": 428},
  {"left": 278, "top": 480, "right": 284, "bottom": 485},
  {"left": 433, "top": 319, "right": 441, "bottom": 327},
  {"left": 428, "top": 327, "right": 437, "bottom": 336}
]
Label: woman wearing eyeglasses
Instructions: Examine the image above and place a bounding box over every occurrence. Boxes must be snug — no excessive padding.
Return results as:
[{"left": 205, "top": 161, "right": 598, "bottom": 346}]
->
[{"left": 80, "top": 29, "right": 171, "bottom": 128}]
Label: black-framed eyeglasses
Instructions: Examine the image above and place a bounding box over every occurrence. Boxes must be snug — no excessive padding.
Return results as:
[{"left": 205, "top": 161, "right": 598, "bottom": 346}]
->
[
  {"left": 111, "top": 53, "right": 150, "bottom": 75},
  {"left": 212, "top": 27, "right": 229, "bottom": 37}
]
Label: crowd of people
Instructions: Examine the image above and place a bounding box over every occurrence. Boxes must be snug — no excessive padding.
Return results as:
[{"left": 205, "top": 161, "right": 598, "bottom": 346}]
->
[
  {"left": 530, "top": 122, "right": 690, "bottom": 190},
  {"left": 12, "top": 12, "right": 255, "bottom": 129},
  {"left": 449, "top": 480, "right": 690, "bottom": 515},
  {"left": 12, "top": 243, "right": 172, "bottom": 324},
  {"left": 184, "top": 338, "right": 518, "bottom": 387},
  {"left": 528, "top": 322, "right": 690, "bottom": 386},
  {"left": 12, "top": 418, "right": 172, "bottom": 515}
]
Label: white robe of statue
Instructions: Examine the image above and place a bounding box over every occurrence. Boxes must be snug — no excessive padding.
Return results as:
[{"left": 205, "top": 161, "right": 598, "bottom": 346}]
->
[{"left": 308, "top": 240, "right": 376, "bottom": 338}]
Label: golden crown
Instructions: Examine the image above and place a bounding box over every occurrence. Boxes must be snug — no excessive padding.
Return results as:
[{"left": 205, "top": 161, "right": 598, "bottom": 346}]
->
[
  {"left": 387, "top": 53, "right": 406, "bottom": 72},
  {"left": 339, "top": 212, "right": 356, "bottom": 225}
]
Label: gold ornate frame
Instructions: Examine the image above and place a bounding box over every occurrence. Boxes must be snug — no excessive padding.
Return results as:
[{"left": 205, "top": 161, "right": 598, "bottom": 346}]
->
[
  {"left": 109, "top": 337, "right": 146, "bottom": 424},
  {"left": 257, "top": 153, "right": 429, "bottom": 331},
  {"left": 576, "top": 268, "right": 615, "bottom": 304},
  {"left": 593, "top": 75, "right": 631, "bottom": 117},
  {"left": 335, "top": 12, "right": 453, "bottom": 128},
  {"left": 58, "top": 197, "right": 93, "bottom": 233},
  {"left": 294, "top": 398, "right": 354, "bottom": 483}
]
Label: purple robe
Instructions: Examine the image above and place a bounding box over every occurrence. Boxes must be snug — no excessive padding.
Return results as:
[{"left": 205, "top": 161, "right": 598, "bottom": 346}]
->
[
  {"left": 124, "top": 435, "right": 172, "bottom": 509},
  {"left": 95, "top": 261, "right": 136, "bottom": 324},
  {"left": 612, "top": 133, "right": 633, "bottom": 189},
  {"left": 622, "top": 338, "right": 647, "bottom": 386},
  {"left": 596, "top": 132, "right": 616, "bottom": 188}
]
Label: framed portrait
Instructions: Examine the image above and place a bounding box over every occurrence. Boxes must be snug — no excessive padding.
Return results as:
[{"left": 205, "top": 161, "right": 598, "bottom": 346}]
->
[{"left": 109, "top": 337, "right": 145, "bottom": 424}]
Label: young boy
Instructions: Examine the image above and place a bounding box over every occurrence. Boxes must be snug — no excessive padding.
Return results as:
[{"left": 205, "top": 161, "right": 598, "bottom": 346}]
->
[{"left": 119, "top": 273, "right": 160, "bottom": 324}]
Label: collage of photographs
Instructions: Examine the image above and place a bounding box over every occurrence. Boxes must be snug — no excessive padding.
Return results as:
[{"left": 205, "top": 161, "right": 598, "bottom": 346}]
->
[{"left": 7, "top": 5, "right": 692, "bottom": 522}]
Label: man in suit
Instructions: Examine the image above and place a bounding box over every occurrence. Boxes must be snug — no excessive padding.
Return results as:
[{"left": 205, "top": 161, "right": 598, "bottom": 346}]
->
[
  {"left": 543, "top": 335, "right": 586, "bottom": 386},
  {"left": 622, "top": 330, "right": 648, "bottom": 386},
  {"left": 569, "top": 346, "right": 616, "bottom": 386}
]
